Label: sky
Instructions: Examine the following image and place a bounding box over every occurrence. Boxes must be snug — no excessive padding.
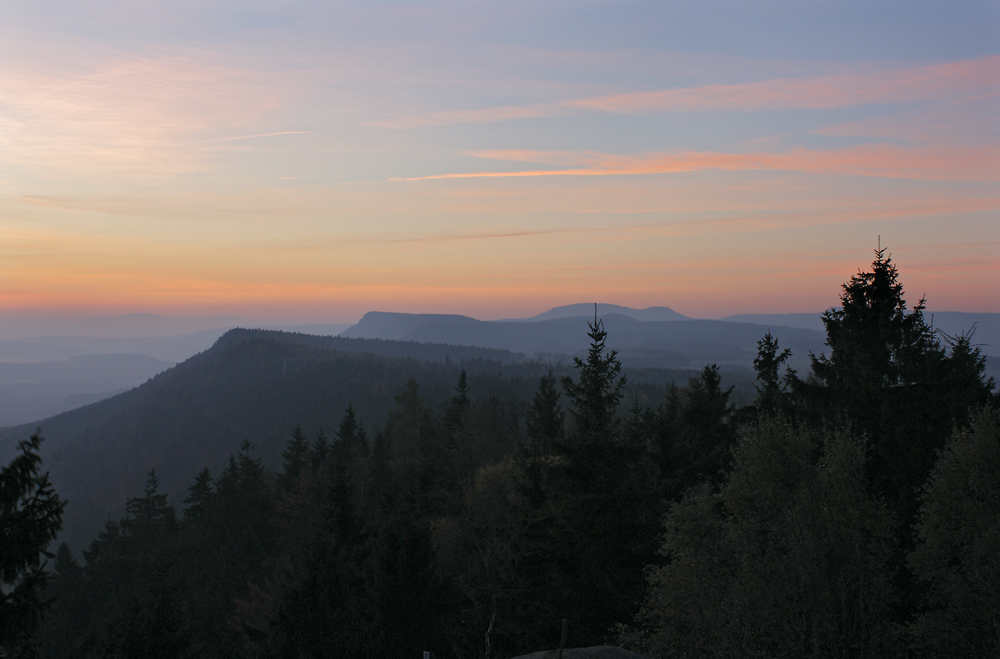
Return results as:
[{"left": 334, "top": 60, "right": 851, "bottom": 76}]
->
[{"left": 1, "top": 0, "right": 998, "bottom": 323}]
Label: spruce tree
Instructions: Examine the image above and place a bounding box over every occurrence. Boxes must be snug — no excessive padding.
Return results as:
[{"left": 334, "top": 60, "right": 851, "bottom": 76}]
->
[
  {"left": 182, "top": 468, "right": 214, "bottom": 524},
  {"left": 279, "top": 424, "right": 310, "bottom": 491},
  {"left": 445, "top": 370, "right": 471, "bottom": 434},
  {"left": 512, "top": 315, "right": 660, "bottom": 651},
  {"left": 525, "top": 369, "right": 564, "bottom": 451},
  {"left": 124, "top": 469, "right": 175, "bottom": 538},
  {"left": 310, "top": 428, "right": 329, "bottom": 467},
  {"left": 0, "top": 432, "right": 65, "bottom": 657},
  {"left": 561, "top": 316, "right": 625, "bottom": 439},
  {"left": 753, "top": 332, "right": 792, "bottom": 415},
  {"left": 806, "top": 246, "right": 995, "bottom": 522}
]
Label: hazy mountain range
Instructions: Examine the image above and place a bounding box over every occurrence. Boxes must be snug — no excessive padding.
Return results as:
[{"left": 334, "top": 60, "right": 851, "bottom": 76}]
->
[
  {"left": 1, "top": 305, "right": 996, "bottom": 428},
  {"left": 1, "top": 301, "right": 996, "bottom": 547}
]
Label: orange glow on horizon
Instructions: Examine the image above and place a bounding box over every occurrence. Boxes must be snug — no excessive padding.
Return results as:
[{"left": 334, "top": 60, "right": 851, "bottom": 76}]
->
[{"left": 2, "top": 12, "right": 996, "bottom": 326}]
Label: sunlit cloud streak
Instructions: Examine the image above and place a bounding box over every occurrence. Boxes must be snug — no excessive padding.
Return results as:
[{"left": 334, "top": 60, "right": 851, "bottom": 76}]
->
[
  {"left": 568, "top": 56, "right": 1000, "bottom": 113},
  {"left": 367, "top": 197, "right": 1000, "bottom": 245},
  {"left": 203, "top": 131, "right": 312, "bottom": 143},
  {"left": 393, "top": 144, "right": 1000, "bottom": 182},
  {"left": 367, "top": 55, "right": 1000, "bottom": 129}
]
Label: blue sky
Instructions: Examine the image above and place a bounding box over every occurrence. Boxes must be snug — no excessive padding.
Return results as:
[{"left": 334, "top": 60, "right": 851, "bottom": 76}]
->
[{"left": 1, "top": 0, "right": 997, "bottom": 321}]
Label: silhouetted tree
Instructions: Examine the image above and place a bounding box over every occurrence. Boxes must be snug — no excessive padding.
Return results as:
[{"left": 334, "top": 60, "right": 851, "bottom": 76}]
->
[
  {"left": 445, "top": 370, "right": 471, "bottom": 434},
  {"left": 123, "top": 469, "right": 176, "bottom": 540},
  {"left": 753, "top": 331, "right": 793, "bottom": 415},
  {"left": 309, "top": 428, "right": 330, "bottom": 467},
  {"left": 561, "top": 316, "right": 625, "bottom": 439},
  {"left": 511, "top": 317, "right": 660, "bottom": 651},
  {"left": 1, "top": 431, "right": 65, "bottom": 658},
  {"left": 804, "top": 246, "right": 995, "bottom": 524},
  {"left": 181, "top": 468, "right": 214, "bottom": 524},
  {"left": 278, "top": 424, "right": 310, "bottom": 492}
]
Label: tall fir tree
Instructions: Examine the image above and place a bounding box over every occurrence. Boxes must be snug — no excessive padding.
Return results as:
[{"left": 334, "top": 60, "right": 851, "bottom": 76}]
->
[
  {"left": 279, "top": 424, "right": 311, "bottom": 492},
  {"left": 804, "top": 246, "right": 995, "bottom": 523},
  {"left": 753, "top": 332, "right": 793, "bottom": 416},
  {"left": 512, "top": 315, "right": 661, "bottom": 651},
  {"left": 181, "top": 467, "right": 214, "bottom": 524},
  {"left": 0, "top": 432, "right": 65, "bottom": 658}
]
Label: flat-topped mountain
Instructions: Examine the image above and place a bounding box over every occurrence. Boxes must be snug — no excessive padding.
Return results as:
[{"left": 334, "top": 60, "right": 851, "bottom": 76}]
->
[
  {"left": 511, "top": 303, "right": 689, "bottom": 323},
  {"left": 343, "top": 310, "right": 826, "bottom": 371},
  {"left": 344, "top": 306, "right": 999, "bottom": 373}
]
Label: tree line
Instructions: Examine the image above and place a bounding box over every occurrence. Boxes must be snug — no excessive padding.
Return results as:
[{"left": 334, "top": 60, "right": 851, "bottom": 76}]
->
[{"left": 2, "top": 246, "right": 997, "bottom": 658}]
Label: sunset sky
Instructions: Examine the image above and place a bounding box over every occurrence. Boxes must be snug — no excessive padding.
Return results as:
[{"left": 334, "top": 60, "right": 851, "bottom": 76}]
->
[{"left": 2, "top": 0, "right": 998, "bottom": 322}]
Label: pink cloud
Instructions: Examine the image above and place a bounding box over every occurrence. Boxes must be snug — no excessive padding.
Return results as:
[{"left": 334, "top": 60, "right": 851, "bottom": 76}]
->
[
  {"left": 0, "top": 51, "right": 303, "bottom": 176},
  {"left": 369, "top": 55, "right": 1000, "bottom": 129},
  {"left": 569, "top": 56, "right": 1000, "bottom": 114},
  {"left": 356, "top": 196, "right": 1000, "bottom": 247},
  {"left": 364, "top": 104, "right": 557, "bottom": 130},
  {"left": 817, "top": 94, "right": 1000, "bottom": 144},
  {"left": 393, "top": 143, "right": 1000, "bottom": 182}
]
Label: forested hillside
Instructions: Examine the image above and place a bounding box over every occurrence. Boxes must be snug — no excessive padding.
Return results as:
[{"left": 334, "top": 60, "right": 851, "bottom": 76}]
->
[
  {"left": 0, "top": 331, "right": 720, "bottom": 551},
  {"left": 3, "top": 250, "right": 997, "bottom": 658}
]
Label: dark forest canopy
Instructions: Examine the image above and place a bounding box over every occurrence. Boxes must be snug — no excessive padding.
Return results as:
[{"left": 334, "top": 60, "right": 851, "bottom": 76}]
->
[
  {"left": 0, "top": 331, "right": 745, "bottom": 551},
  {"left": 4, "top": 247, "right": 997, "bottom": 658}
]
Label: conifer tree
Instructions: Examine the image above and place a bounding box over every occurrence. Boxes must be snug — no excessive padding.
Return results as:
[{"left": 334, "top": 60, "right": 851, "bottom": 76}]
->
[
  {"left": 561, "top": 315, "right": 625, "bottom": 439},
  {"left": 309, "top": 428, "right": 330, "bottom": 467},
  {"left": 279, "top": 424, "right": 310, "bottom": 491},
  {"left": 181, "top": 468, "right": 214, "bottom": 524},
  {"left": 753, "top": 332, "right": 792, "bottom": 415},
  {"left": 331, "top": 404, "right": 365, "bottom": 541},
  {"left": 525, "top": 369, "right": 564, "bottom": 451},
  {"left": 0, "top": 432, "right": 65, "bottom": 658},
  {"left": 445, "top": 369, "right": 471, "bottom": 433},
  {"left": 512, "top": 315, "right": 660, "bottom": 651},
  {"left": 805, "top": 246, "right": 995, "bottom": 521},
  {"left": 124, "top": 469, "right": 175, "bottom": 538}
]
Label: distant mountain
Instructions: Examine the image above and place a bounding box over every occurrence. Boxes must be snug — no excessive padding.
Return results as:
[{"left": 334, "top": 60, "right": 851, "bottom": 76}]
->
[
  {"left": 721, "top": 313, "right": 827, "bottom": 332},
  {"left": 510, "top": 303, "right": 689, "bottom": 323},
  {"left": 344, "top": 311, "right": 826, "bottom": 371}
]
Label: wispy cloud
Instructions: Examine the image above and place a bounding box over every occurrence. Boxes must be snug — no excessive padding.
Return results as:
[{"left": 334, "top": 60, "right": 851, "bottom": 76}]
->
[
  {"left": 567, "top": 56, "right": 1000, "bottom": 114},
  {"left": 0, "top": 51, "right": 302, "bottom": 176},
  {"left": 367, "top": 55, "right": 1000, "bottom": 129},
  {"left": 816, "top": 94, "right": 1000, "bottom": 144},
  {"left": 205, "top": 131, "right": 312, "bottom": 143},
  {"left": 393, "top": 143, "right": 1000, "bottom": 182},
  {"left": 345, "top": 197, "right": 1000, "bottom": 246},
  {"left": 364, "top": 104, "right": 558, "bottom": 130}
]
